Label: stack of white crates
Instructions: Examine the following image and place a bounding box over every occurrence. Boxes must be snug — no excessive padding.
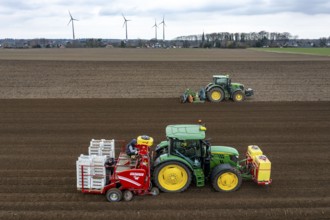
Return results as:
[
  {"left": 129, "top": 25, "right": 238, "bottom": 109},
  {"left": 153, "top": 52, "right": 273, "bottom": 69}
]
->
[
  {"left": 77, "top": 139, "right": 115, "bottom": 190},
  {"left": 89, "top": 139, "right": 115, "bottom": 158}
]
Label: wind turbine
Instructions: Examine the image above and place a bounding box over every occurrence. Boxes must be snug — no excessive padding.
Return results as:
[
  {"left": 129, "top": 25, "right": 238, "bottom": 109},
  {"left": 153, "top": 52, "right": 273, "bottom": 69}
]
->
[
  {"left": 152, "top": 19, "right": 158, "bottom": 40},
  {"left": 68, "top": 11, "right": 78, "bottom": 40},
  {"left": 159, "top": 16, "right": 166, "bottom": 41},
  {"left": 122, "top": 13, "right": 131, "bottom": 42}
]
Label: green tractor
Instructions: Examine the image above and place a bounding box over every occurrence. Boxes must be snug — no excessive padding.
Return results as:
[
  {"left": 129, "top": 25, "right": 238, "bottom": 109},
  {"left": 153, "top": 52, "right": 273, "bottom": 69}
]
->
[
  {"left": 153, "top": 124, "right": 271, "bottom": 192},
  {"left": 181, "top": 75, "right": 254, "bottom": 103}
]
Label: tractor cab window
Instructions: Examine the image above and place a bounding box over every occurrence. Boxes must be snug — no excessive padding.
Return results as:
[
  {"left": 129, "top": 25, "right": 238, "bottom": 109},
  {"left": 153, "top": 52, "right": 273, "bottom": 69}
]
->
[
  {"left": 214, "top": 77, "right": 228, "bottom": 85},
  {"left": 171, "top": 139, "right": 201, "bottom": 161}
]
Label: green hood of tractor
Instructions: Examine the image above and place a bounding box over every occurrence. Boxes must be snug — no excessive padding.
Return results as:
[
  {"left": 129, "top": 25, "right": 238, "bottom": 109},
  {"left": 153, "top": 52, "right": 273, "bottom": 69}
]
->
[
  {"left": 211, "top": 146, "right": 239, "bottom": 156},
  {"left": 166, "top": 124, "right": 206, "bottom": 140},
  {"left": 231, "top": 83, "right": 244, "bottom": 90}
]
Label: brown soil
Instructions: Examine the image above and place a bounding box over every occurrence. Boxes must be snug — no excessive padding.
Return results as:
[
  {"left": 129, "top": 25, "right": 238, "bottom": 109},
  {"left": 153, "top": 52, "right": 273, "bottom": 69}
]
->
[
  {"left": 0, "top": 59, "right": 330, "bottom": 101},
  {"left": 1, "top": 48, "right": 330, "bottom": 61},
  {"left": 0, "top": 99, "right": 329, "bottom": 219}
]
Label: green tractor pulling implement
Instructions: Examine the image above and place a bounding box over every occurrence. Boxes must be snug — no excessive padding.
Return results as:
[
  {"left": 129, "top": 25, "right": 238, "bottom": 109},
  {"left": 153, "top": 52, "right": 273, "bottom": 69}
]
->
[
  {"left": 153, "top": 124, "right": 271, "bottom": 192},
  {"left": 181, "top": 75, "right": 254, "bottom": 103}
]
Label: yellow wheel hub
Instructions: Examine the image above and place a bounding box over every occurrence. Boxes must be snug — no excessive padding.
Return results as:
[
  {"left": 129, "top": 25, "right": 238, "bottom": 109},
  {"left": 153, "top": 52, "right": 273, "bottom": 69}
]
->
[
  {"left": 235, "top": 94, "right": 243, "bottom": 101},
  {"left": 211, "top": 91, "right": 221, "bottom": 101},
  {"left": 158, "top": 165, "right": 188, "bottom": 191},
  {"left": 217, "top": 172, "right": 238, "bottom": 191}
]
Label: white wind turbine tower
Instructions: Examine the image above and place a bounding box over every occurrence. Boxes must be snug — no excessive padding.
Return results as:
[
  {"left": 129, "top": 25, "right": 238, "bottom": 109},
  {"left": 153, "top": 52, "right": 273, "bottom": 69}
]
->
[
  {"left": 122, "top": 13, "right": 131, "bottom": 42},
  {"left": 68, "top": 11, "right": 78, "bottom": 40},
  {"left": 152, "top": 19, "right": 158, "bottom": 40},
  {"left": 159, "top": 16, "right": 166, "bottom": 41}
]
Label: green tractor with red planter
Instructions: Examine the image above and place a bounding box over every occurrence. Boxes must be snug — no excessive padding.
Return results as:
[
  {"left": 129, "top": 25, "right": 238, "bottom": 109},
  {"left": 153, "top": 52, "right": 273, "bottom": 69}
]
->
[
  {"left": 153, "top": 123, "right": 271, "bottom": 192},
  {"left": 181, "top": 75, "right": 254, "bottom": 103}
]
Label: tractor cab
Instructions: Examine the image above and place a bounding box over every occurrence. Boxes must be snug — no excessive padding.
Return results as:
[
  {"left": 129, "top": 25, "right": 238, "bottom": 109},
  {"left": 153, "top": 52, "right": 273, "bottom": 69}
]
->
[
  {"left": 156, "top": 124, "right": 210, "bottom": 168},
  {"left": 213, "top": 75, "right": 231, "bottom": 94},
  {"left": 213, "top": 75, "right": 230, "bottom": 87}
]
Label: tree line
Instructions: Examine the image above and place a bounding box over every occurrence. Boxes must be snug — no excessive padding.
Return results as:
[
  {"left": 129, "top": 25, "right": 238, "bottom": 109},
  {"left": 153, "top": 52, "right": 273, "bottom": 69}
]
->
[{"left": 174, "top": 31, "right": 329, "bottom": 48}]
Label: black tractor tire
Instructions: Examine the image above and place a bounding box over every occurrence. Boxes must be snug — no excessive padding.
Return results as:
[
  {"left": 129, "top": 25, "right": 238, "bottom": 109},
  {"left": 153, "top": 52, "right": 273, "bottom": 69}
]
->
[
  {"left": 106, "top": 188, "right": 123, "bottom": 202},
  {"left": 150, "top": 187, "right": 160, "bottom": 196},
  {"left": 153, "top": 161, "right": 192, "bottom": 193},
  {"left": 123, "top": 190, "right": 134, "bottom": 201},
  {"left": 207, "top": 88, "right": 225, "bottom": 102},
  {"left": 211, "top": 164, "right": 242, "bottom": 192},
  {"left": 232, "top": 91, "right": 245, "bottom": 102},
  {"left": 199, "top": 88, "right": 206, "bottom": 101}
]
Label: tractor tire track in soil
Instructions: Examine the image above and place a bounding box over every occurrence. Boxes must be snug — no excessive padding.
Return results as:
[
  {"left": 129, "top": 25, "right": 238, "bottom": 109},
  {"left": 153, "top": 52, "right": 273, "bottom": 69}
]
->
[{"left": 0, "top": 99, "right": 329, "bottom": 219}]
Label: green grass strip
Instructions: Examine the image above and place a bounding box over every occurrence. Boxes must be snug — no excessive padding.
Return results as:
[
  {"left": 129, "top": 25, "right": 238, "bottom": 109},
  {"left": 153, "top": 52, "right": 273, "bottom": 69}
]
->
[{"left": 252, "top": 48, "right": 330, "bottom": 56}]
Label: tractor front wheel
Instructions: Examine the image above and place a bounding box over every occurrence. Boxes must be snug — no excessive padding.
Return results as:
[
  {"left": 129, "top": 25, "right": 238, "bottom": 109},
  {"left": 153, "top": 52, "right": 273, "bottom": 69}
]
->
[
  {"left": 211, "top": 164, "right": 242, "bottom": 192},
  {"left": 106, "top": 188, "right": 122, "bottom": 202},
  {"left": 154, "top": 161, "right": 192, "bottom": 193},
  {"left": 233, "top": 91, "right": 245, "bottom": 102},
  {"left": 207, "top": 88, "right": 224, "bottom": 102}
]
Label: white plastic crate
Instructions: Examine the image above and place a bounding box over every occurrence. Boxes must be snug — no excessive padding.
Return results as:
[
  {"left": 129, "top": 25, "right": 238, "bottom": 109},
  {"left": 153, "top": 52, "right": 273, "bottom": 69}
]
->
[
  {"left": 88, "top": 146, "right": 101, "bottom": 156},
  {"left": 89, "top": 139, "right": 115, "bottom": 158},
  {"left": 92, "top": 155, "right": 107, "bottom": 176},
  {"left": 91, "top": 177, "right": 106, "bottom": 189},
  {"left": 100, "top": 139, "right": 115, "bottom": 158}
]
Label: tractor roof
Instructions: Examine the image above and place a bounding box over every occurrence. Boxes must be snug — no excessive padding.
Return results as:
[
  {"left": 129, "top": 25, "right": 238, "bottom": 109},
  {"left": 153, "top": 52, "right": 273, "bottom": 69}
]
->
[
  {"left": 166, "top": 124, "right": 206, "bottom": 140},
  {"left": 213, "top": 74, "right": 229, "bottom": 78}
]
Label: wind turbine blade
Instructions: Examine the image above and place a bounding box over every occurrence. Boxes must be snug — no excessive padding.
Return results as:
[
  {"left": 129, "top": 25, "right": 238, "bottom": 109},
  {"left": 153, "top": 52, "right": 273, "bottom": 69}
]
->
[
  {"left": 122, "top": 13, "right": 127, "bottom": 21},
  {"left": 67, "top": 19, "right": 72, "bottom": 25},
  {"left": 123, "top": 21, "right": 126, "bottom": 28},
  {"left": 68, "top": 10, "right": 73, "bottom": 19}
]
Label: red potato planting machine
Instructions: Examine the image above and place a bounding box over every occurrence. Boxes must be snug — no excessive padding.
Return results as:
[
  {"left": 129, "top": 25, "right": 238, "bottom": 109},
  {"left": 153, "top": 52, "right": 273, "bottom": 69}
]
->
[{"left": 76, "top": 136, "right": 159, "bottom": 202}]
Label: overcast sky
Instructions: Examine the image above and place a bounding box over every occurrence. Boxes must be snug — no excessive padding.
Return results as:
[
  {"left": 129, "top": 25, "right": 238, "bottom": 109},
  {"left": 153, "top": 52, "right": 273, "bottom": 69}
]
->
[{"left": 1, "top": 0, "right": 330, "bottom": 40}]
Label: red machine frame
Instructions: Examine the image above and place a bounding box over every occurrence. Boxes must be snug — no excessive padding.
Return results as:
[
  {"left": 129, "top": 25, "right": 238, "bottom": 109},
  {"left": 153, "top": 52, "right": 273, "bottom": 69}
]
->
[{"left": 79, "top": 142, "right": 158, "bottom": 201}]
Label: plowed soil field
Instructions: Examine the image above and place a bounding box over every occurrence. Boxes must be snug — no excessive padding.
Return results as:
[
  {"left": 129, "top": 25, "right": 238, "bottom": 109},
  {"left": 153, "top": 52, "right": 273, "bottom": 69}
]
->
[
  {"left": 0, "top": 99, "right": 329, "bottom": 220},
  {"left": 0, "top": 49, "right": 329, "bottom": 219},
  {"left": 0, "top": 49, "right": 330, "bottom": 101}
]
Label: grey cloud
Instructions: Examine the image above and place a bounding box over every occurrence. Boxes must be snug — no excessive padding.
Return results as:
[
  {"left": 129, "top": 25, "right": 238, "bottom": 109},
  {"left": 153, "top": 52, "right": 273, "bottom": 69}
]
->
[
  {"left": 98, "top": 0, "right": 330, "bottom": 18},
  {"left": 207, "top": 0, "right": 330, "bottom": 15},
  {"left": 0, "top": 0, "right": 42, "bottom": 11}
]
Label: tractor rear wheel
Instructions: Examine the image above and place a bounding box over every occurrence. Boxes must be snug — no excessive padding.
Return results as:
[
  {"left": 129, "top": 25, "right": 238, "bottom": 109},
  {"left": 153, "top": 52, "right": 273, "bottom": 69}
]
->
[
  {"left": 207, "top": 88, "right": 224, "bottom": 102},
  {"left": 233, "top": 91, "right": 245, "bottom": 102},
  {"left": 154, "top": 161, "right": 192, "bottom": 193},
  {"left": 211, "top": 164, "right": 242, "bottom": 192},
  {"left": 106, "top": 188, "right": 122, "bottom": 202}
]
